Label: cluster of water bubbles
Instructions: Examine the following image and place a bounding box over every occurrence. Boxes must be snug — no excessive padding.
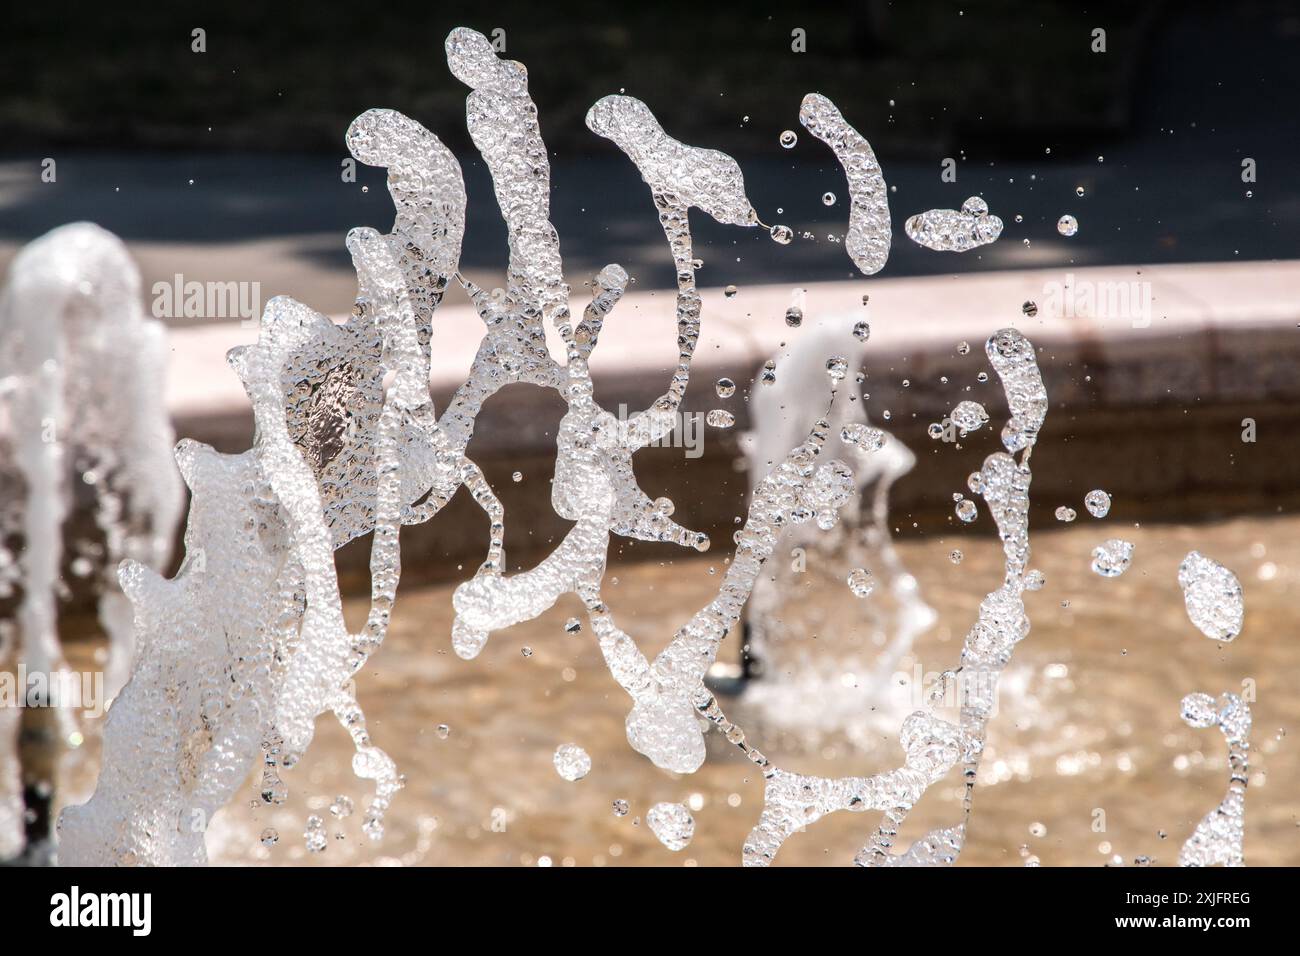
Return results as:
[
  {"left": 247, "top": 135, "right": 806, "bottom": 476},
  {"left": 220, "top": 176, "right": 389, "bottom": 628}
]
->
[
  {"left": 905, "top": 197, "right": 1004, "bottom": 252},
  {"left": 0, "top": 26, "right": 1258, "bottom": 868}
]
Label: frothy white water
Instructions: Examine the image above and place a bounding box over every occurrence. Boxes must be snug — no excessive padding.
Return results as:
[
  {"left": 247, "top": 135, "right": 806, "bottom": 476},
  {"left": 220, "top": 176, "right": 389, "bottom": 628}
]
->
[
  {"left": 0, "top": 223, "right": 182, "bottom": 858},
  {"left": 59, "top": 111, "right": 470, "bottom": 863}
]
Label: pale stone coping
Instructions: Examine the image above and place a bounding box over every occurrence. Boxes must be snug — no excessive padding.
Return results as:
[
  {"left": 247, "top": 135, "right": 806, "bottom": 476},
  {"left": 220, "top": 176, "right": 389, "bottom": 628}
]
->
[{"left": 165, "top": 259, "right": 1300, "bottom": 420}]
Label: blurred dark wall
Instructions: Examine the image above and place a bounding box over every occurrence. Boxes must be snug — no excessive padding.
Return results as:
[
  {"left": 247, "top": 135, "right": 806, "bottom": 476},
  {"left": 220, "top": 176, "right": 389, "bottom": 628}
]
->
[{"left": 0, "top": 0, "right": 1175, "bottom": 159}]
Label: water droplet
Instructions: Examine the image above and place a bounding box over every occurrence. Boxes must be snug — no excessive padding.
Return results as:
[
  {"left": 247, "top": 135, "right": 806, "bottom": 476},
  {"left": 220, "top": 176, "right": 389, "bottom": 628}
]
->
[
  {"left": 760, "top": 360, "right": 777, "bottom": 385},
  {"left": 1178, "top": 551, "right": 1244, "bottom": 642},
  {"left": 852, "top": 320, "right": 870, "bottom": 342},
  {"left": 564, "top": 617, "right": 582, "bottom": 634},
  {"left": 840, "top": 423, "right": 885, "bottom": 452},
  {"left": 329, "top": 795, "right": 354, "bottom": 818},
  {"left": 1180, "top": 692, "right": 1219, "bottom": 728},
  {"left": 724, "top": 284, "right": 738, "bottom": 298},
  {"left": 260, "top": 828, "right": 279, "bottom": 847},
  {"left": 1091, "top": 539, "right": 1134, "bottom": 577},
  {"left": 1075, "top": 186, "right": 1085, "bottom": 197},
  {"left": 847, "top": 567, "right": 874, "bottom": 598},
  {"left": 779, "top": 130, "right": 797, "bottom": 149},
  {"left": 1056, "top": 214, "right": 1078, "bottom": 237},
  {"left": 955, "top": 499, "right": 978, "bottom": 523},
  {"left": 822, "top": 191, "right": 837, "bottom": 206},
  {"left": 1055, "top": 506, "right": 1076, "bottom": 522},
  {"left": 715, "top": 377, "right": 736, "bottom": 398},
  {"left": 612, "top": 799, "right": 630, "bottom": 817},
  {"left": 950, "top": 549, "right": 964, "bottom": 565},
  {"left": 553, "top": 743, "right": 592, "bottom": 781},
  {"left": 949, "top": 400, "right": 989, "bottom": 434},
  {"left": 1084, "top": 489, "right": 1111, "bottom": 518},
  {"left": 304, "top": 815, "right": 327, "bottom": 853},
  {"left": 769, "top": 224, "right": 793, "bottom": 245},
  {"left": 647, "top": 802, "right": 695, "bottom": 850},
  {"left": 706, "top": 409, "right": 735, "bottom": 428},
  {"left": 436, "top": 724, "right": 450, "bottom": 740},
  {"left": 1022, "top": 300, "right": 1038, "bottom": 317},
  {"left": 825, "top": 356, "right": 849, "bottom": 382},
  {"left": 512, "top": 471, "right": 523, "bottom": 483},
  {"left": 785, "top": 306, "right": 803, "bottom": 327}
]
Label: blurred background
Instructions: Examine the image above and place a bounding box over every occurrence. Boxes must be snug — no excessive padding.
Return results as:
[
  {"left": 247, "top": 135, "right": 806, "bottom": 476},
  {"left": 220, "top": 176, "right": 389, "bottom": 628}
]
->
[
  {"left": 3, "top": 1, "right": 1298, "bottom": 286},
  {"left": 1, "top": 1, "right": 1298, "bottom": 866}
]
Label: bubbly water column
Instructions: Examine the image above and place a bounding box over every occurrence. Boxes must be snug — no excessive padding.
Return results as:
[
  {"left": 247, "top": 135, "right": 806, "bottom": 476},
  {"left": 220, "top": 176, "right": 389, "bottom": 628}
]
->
[
  {"left": 0, "top": 223, "right": 182, "bottom": 861},
  {"left": 738, "top": 317, "right": 934, "bottom": 746}
]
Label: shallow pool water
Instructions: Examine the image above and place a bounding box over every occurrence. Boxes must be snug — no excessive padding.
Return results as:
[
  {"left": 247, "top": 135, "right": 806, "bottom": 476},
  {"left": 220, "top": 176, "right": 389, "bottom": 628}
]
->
[{"left": 139, "top": 512, "right": 1299, "bottom": 867}]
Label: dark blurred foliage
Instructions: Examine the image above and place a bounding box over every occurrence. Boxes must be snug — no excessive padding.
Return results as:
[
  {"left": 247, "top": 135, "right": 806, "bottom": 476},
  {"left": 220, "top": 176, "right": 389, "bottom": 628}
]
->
[{"left": 0, "top": 0, "right": 1171, "bottom": 159}]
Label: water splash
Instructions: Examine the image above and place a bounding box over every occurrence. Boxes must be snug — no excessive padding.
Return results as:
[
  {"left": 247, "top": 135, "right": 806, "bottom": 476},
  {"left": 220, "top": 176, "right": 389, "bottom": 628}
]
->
[
  {"left": 1177, "top": 692, "right": 1249, "bottom": 867},
  {"left": 56, "top": 29, "right": 861, "bottom": 862},
  {"left": 59, "top": 107, "right": 469, "bottom": 864},
  {"left": 0, "top": 223, "right": 183, "bottom": 860},
  {"left": 729, "top": 328, "right": 1045, "bottom": 866},
  {"left": 39, "top": 26, "right": 1231, "bottom": 871}
]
